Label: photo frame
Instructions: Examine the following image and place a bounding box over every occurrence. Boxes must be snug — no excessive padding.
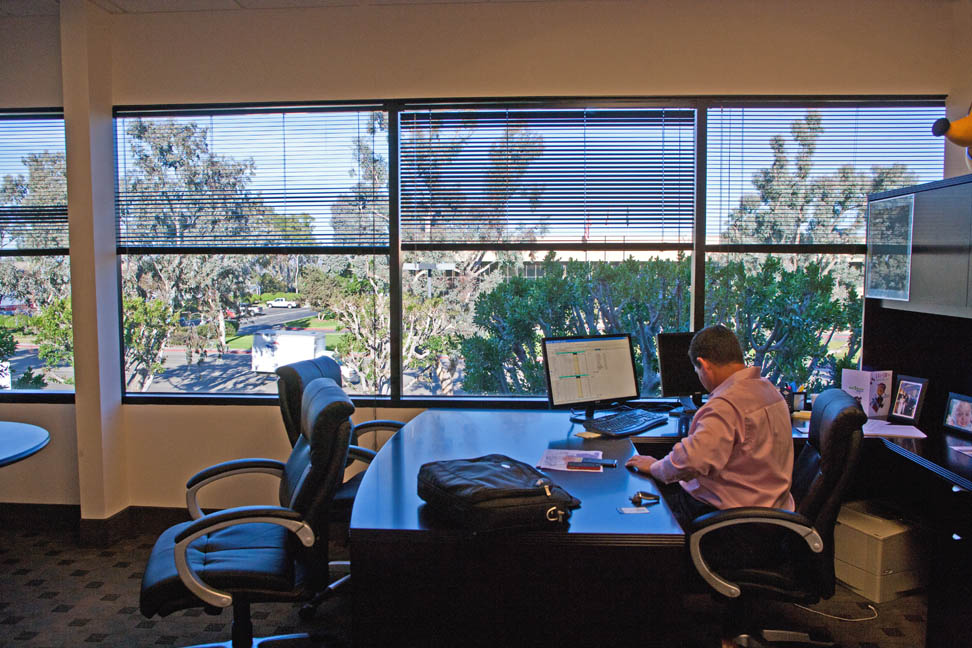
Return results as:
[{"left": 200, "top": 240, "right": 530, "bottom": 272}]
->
[
  {"left": 943, "top": 392, "right": 972, "bottom": 433},
  {"left": 889, "top": 375, "right": 928, "bottom": 423}
]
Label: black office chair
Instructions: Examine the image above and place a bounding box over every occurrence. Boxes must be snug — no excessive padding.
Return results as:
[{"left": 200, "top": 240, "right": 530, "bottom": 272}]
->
[
  {"left": 275, "top": 355, "right": 404, "bottom": 526},
  {"left": 686, "top": 388, "right": 866, "bottom": 647},
  {"left": 140, "top": 377, "right": 354, "bottom": 648},
  {"left": 274, "top": 356, "right": 403, "bottom": 617}
]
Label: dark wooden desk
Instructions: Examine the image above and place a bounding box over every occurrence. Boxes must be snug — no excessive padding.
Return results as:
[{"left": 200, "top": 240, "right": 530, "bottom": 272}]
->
[
  {"left": 0, "top": 421, "right": 49, "bottom": 467},
  {"left": 349, "top": 409, "right": 687, "bottom": 647},
  {"left": 854, "top": 434, "right": 972, "bottom": 648}
]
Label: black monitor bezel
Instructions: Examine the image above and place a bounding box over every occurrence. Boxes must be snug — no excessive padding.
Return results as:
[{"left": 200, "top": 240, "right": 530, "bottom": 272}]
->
[
  {"left": 540, "top": 333, "right": 640, "bottom": 417},
  {"left": 656, "top": 331, "right": 707, "bottom": 404}
]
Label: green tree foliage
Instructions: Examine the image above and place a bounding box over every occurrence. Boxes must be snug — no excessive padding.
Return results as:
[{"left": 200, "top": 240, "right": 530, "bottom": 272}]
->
[
  {"left": 1, "top": 150, "right": 68, "bottom": 248},
  {"left": 123, "top": 296, "right": 176, "bottom": 391},
  {"left": 13, "top": 367, "right": 46, "bottom": 389},
  {"left": 331, "top": 112, "right": 389, "bottom": 244},
  {"left": 461, "top": 110, "right": 921, "bottom": 395},
  {"left": 709, "top": 110, "right": 916, "bottom": 384},
  {"left": 720, "top": 111, "right": 916, "bottom": 291},
  {"left": 0, "top": 326, "right": 16, "bottom": 362},
  {"left": 301, "top": 261, "right": 458, "bottom": 395},
  {"left": 461, "top": 254, "right": 692, "bottom": 395},
  {"left": 706, "top": 257, "right": 861, "bottom": 390},
  {"left": 119, "top": 119, "right": 273, "bottom": 364},
  {"left": 0, "top": 151, "right": 71, "bottom": 311},
  {"left": 32, "top": 297, "right": 73, "bottom": 383},
  {"left": 326, "top": 115, "right": 548, "bottom": 393}
]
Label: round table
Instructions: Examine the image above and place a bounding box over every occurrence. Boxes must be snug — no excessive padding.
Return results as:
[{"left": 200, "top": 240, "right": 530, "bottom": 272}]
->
[{"left": 0, "top": 421, "right": 50, "bottom": 467}]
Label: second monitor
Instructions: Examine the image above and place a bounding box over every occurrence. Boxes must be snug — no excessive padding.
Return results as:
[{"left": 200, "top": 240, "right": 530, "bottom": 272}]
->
[{"left": 656, "top": 331, "right": 707, "bottom": 415}]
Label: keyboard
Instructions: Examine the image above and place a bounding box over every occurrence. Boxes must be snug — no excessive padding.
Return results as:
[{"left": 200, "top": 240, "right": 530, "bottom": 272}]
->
[{"left": 581, "top": 409, "right": 668, "bottom": 437}]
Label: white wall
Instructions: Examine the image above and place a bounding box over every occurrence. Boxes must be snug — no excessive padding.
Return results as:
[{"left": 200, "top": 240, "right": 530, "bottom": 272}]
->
[
  {"left": 0, "top": 15, "right": 62, "bottom": 107},
  {"left": 107, "top": 0, "right": 957, "bottom": 103},
  {"left": 0, "top": 403, "right": 79, "bottom": 504},
  {"left": 0, "top": 0, "right": 969, "bottom": 516}
]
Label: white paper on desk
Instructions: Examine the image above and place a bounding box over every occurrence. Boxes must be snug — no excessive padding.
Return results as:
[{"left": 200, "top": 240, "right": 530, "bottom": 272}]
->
[
  {"left": 537, "top": 449, "right": 603, "bottom": 471},
  {"left": 861, "top": 419, "right": 927, "bottom": 439}
]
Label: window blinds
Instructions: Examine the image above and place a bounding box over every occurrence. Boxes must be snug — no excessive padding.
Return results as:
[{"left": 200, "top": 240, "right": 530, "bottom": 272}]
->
[
  {"left": 114, "top": 106, "right": 389, "bottom": 251},
  {"left": 0, "top": 110, "right": 68, "bottom": 252},
  {"left": 398, "top": 107, "right": 696, "bottom": 246},
  {"left": 706, "top": 104, "right": 945, "bottom": 247}
]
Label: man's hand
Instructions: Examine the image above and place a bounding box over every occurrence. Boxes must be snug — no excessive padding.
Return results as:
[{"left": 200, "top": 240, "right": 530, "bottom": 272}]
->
[{"left": 625, "top": 454, "right": 658, "bottom": 474}]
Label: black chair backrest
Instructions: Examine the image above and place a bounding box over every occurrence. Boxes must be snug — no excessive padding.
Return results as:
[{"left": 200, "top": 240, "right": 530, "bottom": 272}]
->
[
  {"left": 278, "top": 376, "right": 354, "bottom": 529},
  {"left": 275, "top": 356, "right": 343, "bottom": 446},
  {"left": 790, "top": 388, "right": 865, "bottom": 594}
]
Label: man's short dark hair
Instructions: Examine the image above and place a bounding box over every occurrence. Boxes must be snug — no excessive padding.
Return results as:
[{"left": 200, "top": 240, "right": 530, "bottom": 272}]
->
[{"left": 688, "top": 324, "right": 744, "bottom": 367}]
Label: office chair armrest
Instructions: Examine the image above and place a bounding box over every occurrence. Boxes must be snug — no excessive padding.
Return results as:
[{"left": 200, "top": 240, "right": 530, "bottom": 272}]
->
[
  {"left": 172, "top": 505, "right": 315, "bottom": 609},
  {"left": 353, "top": 419, "right": 405, "bottom": 434},
  {"left": 347, "top": 420, "right": 402, "bottom": 465},
  {"left": 185, "top": 459, "right": 286, "bottom": 519},
  {"left": 348, "top": 444, "right": 377, "bottom": 463},
  {"left": 687, "top": 506, "right": 814, "bottom": 533},
  {"left": 687, "top": 507, "right": 823, "bottom": 599}
]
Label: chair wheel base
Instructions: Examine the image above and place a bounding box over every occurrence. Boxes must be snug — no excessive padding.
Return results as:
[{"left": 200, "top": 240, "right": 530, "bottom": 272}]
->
[{"left": 181, "top": 632, "right": 317, "bottom": 647}]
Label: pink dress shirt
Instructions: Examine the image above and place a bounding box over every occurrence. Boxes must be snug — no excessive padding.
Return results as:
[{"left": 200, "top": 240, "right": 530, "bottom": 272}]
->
[{"left": 649, "top": 366, "right": 795, "bottom": 511}]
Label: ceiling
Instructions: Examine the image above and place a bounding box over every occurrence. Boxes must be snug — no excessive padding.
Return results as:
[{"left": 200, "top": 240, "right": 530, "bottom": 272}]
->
[{"left": 0, "top": 0, "right": 548, "bottom": 17}]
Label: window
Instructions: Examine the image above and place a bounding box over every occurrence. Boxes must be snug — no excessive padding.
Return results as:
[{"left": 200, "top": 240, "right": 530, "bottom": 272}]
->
[
  {"left": 704, "top": 103, "right": 944, "bottom": 390},
  {"left": 398, "top": 105, "right": 696, "bottom": 398},
  {"left": 0, "top": 110, "right": 72, "bottom": 392},
  {"left": 112, "top": 98, "right": 945, "bottom": 402},
  {"left": 115, "top": 106, "right": 388, "bottom": 395}
]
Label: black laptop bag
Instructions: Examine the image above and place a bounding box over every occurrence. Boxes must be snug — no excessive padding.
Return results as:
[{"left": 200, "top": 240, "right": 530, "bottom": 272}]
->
[{"left": 417, "top": 453, "right": 580, "bottom": 532}]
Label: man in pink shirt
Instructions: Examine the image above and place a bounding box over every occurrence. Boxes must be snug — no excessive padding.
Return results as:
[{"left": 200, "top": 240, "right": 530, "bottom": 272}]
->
[{"left": 626, "top": 324, "right": 794, "bottom": 526}]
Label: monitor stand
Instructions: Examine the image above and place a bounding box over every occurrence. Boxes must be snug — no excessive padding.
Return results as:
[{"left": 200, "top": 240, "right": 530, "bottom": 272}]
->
[
  {"left": 668, "top": 394, "right": 703, "bottom": 418},
  {"left": 669, "top": 395, "right": 703, "bottom": 437},
  {"left": 568, "top": 402, "right": 621, "bottom": 424}
]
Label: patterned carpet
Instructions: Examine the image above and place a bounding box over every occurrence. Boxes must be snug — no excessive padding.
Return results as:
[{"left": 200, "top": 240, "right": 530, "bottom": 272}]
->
[
  {"left": 0, "top": 525, "right": 350, "bottom": 648},
  {"left": 0, "top": 523, "right": 926, "bottom": 647}
]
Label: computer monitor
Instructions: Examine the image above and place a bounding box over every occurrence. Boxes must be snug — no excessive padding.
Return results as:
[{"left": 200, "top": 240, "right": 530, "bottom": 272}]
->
[
  {"left": 541, "top": 333, "right": 639, "bottom": 423},
  {"left": 656, "top": 331, "right": 707, "bottom": 414}
]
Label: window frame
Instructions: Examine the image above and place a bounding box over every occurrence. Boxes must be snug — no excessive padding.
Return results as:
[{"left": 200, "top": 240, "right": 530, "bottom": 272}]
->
[
  {"left": 32, "top": 94, "right": 942, "bottom": 408},
  {"left": 0, "top": 107, "right": 74, "bottom": 401}
]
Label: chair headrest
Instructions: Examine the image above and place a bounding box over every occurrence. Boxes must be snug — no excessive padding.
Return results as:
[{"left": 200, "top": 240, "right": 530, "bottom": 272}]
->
[
  {"left": 300, "top": 376, "right": 354, "bottom": 444},
  {"left": 275, "top": 355, "right": 343, "bottom": 445},
  {"left": 809, "top": 388, "right": 867, "bottom": 454}
]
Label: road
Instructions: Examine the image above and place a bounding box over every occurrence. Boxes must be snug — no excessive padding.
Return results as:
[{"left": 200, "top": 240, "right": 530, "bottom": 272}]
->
[
  {"left": 5, "top": 306, "right": 443, "bottom": 395},
  {"left": 6, "top": 307, "right": 320, "bottom": 394}
]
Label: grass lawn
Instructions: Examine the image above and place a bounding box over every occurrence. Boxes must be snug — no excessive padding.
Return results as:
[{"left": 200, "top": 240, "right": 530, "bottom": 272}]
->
[
  {"left": 227, "top": 335, "right": 254, "bottom": 351},
  {"left": 283, "top": 317, "right": 341, "bottom": 330}
]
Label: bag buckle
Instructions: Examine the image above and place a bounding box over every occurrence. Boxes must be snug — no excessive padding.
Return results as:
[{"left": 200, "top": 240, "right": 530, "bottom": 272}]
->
[
  {"left": 535, "top": 478, "right": 552, "bottom": 497},
  {"left": 546, "top": 506, "right": 564, "bottom": 522}
]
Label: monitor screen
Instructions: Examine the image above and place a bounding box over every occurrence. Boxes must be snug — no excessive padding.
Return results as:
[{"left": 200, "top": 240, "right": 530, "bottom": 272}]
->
[
  {"left": 656, "top": 331, "right": 707, "bottom": 409},
  {"left": 541, "top": 334, "right": 639, "bottom": 421}
]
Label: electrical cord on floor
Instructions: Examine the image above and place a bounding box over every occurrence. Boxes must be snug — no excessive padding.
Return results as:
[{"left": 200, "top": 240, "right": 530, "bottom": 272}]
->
[{"left": 792, "top": 602, "right": 879, "bottom": 622}]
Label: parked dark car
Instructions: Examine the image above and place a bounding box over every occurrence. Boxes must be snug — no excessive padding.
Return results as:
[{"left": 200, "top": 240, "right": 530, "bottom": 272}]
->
[{"left": 179, "top": 313, "right": 203, "bottom": 327}]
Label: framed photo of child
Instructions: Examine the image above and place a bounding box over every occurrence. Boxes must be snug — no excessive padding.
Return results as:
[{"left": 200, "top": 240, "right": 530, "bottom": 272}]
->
[
  {"left": 943, "top": 392, "right": 972, "bottom": 433},
  {"left": 889, "top": 375, "right": 928, "bottom": 423}
]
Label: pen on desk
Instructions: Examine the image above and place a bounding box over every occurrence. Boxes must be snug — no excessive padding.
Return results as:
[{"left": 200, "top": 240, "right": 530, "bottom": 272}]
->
[{"left": 566, "top": 461, "right": 602, "bottom": 471}]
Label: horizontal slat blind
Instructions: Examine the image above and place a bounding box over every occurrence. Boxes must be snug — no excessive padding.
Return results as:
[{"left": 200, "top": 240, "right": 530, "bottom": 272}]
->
[
  {"left": 706, "top": 105, "right": 945, "bottom": 246},
  {"left": 115, "top": 108, "right": 389, "bottom": 249},
  {"left": 399, "top": 108, "right": 696, "bottom": 245},
  {"left": 0, "top": 112, "right": 68, "bottom": 251}
]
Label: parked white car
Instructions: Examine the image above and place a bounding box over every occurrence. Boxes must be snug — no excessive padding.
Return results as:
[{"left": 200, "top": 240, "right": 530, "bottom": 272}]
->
[{"left": 266, "top": 297, "right": 299, "bottom": 309}]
